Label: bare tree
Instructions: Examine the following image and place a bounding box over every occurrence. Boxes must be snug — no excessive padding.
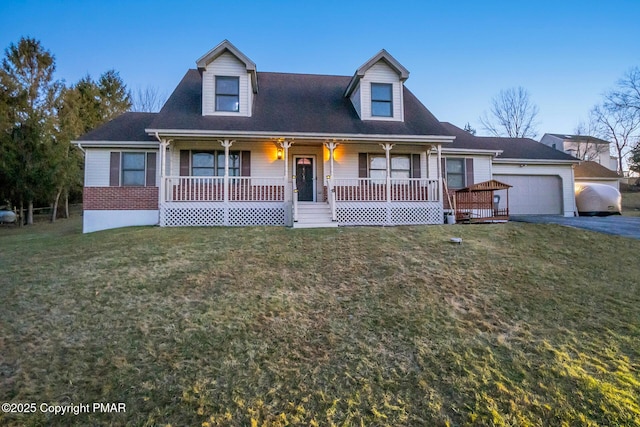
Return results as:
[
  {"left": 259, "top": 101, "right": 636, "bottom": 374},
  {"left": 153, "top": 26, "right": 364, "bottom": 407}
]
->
[
  {"left": 571, "top": 120, "right": 611, "bottom": 162},
  {"left": 590, "top": 103, "right": 640, "bottom": 174},
  {"left": 480, "top": 86, "right": 539, "bottom": 138},
  {"left": 607, "top": 67, "right": 640, "bottom": 113},
  {"left": 131, "top": 86, "right": 167, "bottom": 112}
]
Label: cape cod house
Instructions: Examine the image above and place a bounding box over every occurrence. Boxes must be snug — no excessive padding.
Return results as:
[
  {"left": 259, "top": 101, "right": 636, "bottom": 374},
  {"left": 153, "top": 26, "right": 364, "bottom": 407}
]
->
[
  {"left": 76, "top": 40, "right": 579, "bottom": 233},
  {"left": 76, "top": 40, "right": 455, "bottom": 232}
]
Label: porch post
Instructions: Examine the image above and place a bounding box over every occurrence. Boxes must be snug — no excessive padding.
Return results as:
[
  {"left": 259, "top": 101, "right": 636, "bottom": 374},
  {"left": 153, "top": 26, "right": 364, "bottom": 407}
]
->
[
  {"left": 278, "top": 140, "right": 293, "bottom": 201},
  {"left": 219, "top": 139, "right": 234, "bottom": 203},
  {"left": 380, "top": 143, "right": 394, "bottom": 203},
  {"left": 159, "top": 140, "right": 169, "bottom": 204},
  {"left": 437, "top": 144, "right": 443, "bottom": 203},
  {"left": 324, "top": 141, "right": 339, "bottom": 178}
]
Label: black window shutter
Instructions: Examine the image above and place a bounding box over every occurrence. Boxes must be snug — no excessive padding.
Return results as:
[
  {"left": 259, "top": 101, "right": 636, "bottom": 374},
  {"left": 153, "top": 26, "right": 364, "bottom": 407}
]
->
[
  {"left": 465, "top": 158, "right": 474, "bottom": 186},
  {"left": 109, "top": 152, "right": 121, "bottom": 186},
  {"left": 358, "top": 153, "right": 368, "bottom": 178},
  {"left": 441, "top": 157, "right": 446, "bottom": 180},
  {"left": 241, "top": 151, "right": 251, "bottom": 176},
  {"left": 146, "top": 152, "right": 157, "bottom": 186},
  {"left": 411, "top": 154, "right": 421, "bottom": 178},
  {"left": 180, "top": 150, "right": 190, "bottom": 176}
]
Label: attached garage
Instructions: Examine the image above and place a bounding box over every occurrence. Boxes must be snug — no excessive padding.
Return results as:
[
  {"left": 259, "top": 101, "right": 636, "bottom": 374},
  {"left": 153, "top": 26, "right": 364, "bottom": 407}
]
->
[
  {"left": 439, "top": 122, "right": 579, "bottom": 217},
  {"left": 494, "top": 174, "right": 563, "bottom": 215}
]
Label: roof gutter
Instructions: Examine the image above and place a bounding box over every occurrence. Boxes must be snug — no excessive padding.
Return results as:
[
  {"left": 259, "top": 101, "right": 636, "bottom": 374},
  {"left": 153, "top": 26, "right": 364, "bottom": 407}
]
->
[
  {"left": 441, "top": 147, "right": 503, "bottom": 156},
  {"left": 145, "top": 128, "right": 455, "bottom": 144},
  {"left": 70, "top": 140, "right": 160, "bottom": 149},
  {"left": 493, "top": 158, "right": 580, "bottom": 165}
]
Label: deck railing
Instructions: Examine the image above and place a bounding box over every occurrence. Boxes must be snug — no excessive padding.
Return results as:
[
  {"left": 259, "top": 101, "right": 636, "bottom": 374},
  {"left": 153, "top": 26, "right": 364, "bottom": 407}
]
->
[
  {"left": 165, "top": 176, "right": 285, "bottom": 202},
  {"left": 332, "top": 178, "right": 439, "bottom": 202}
]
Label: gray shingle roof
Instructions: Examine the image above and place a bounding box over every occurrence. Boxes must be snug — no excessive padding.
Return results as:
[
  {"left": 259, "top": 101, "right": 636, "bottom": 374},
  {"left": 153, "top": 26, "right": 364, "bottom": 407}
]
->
[
  {"left": 441, "top": 122, "right": 579, "bottom": 161},
  {"left": 147, "top": 70, "right": 450, "bottom": 137},
  {"left": 78, "top": 112, "right": 157, "bottom": 141},
  {"left": 546, "top": 133, "right": 611, "bottom": 145},
  {"left": 574, "top": 161, "right": 621, "bottom": 178}
]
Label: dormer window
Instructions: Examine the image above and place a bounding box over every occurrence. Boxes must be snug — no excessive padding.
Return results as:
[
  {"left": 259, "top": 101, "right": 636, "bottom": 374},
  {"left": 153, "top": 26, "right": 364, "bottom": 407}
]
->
[
  {"left": 371, "top": 83, "right": 393, "bottom": 117},
  {"left": 215, "top": 76, "right": 240, "bottom": 112}
]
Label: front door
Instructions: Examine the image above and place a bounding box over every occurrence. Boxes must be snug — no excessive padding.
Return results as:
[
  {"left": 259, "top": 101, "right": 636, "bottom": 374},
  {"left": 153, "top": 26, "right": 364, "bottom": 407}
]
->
[{"left": 295, "top": 157, "right": 314, "bottom": 201}]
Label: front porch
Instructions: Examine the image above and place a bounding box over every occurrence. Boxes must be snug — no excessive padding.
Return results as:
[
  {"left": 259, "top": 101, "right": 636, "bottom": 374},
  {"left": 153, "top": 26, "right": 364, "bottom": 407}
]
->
[
  {"left": 156, "top": 138, "right": 445, "bottom": 227},
  {"left": 159, "top": 175, "right": 442, "bottom": 226}
]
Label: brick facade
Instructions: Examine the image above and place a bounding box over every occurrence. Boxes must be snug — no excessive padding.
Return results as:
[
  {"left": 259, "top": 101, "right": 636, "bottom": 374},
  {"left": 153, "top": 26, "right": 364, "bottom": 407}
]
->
[{"left": 84, "top": 187, "right": 159, "bottom": 210}]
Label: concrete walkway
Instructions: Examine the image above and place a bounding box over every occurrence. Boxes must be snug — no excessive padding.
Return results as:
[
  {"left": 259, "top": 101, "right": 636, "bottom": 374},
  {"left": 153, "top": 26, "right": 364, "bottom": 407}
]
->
[{"left": 511, "top": 215, "right": 640, "bottom": 240}]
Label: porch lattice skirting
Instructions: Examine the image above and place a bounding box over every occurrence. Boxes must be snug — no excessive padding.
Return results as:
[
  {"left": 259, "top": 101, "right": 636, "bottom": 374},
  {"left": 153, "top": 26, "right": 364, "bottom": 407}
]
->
[
  {"left": 160, "top": 201, "right": 442, "bottom": 227},
  {"left": 335, "top": 201, "right": 443, "bottom": 226},
  {"left": 160, "top": 202, "right": 286, "bottom": 226}
]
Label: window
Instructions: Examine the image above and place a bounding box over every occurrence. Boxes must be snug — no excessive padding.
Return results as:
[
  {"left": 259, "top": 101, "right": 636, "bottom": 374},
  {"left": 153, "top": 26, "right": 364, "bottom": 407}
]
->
[
  {"left": 122, "top": 152, "right": 146, "bottom": 186},
  {"left": 215, "top": 76, "right": 239, "bottom": 112},
  {"left": 368, "top": 154, "right": 412, "bottom": 178},
  {"left": 192, "top": 152, "right": 215, "bottom": 176},
  {"left": 445, "top": 158, "right": 465, "bottom": 189},
  {"left": 391, "top": 155, "right": 410, "bottom": 178},
  {"left": 192, "top": 151, "right": 240, "bottom": 176},
  {"left": 371, "top": 83, "right": 392, "bottom": 117}
]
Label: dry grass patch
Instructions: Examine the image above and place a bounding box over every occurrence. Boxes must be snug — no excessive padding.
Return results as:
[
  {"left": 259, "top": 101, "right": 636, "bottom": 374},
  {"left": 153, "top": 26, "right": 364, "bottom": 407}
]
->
[{"left": 1, "top": 218, "right": 639, "bottom": 426}]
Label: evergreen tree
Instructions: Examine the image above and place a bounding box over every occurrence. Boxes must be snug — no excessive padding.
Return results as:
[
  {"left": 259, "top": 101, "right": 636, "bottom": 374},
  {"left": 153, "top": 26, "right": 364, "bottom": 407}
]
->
[
  {"left": 0, "top": 37, "right": 62, "bottom": 224},
  {"left": 97, "top": 69, "right": 131, "bottom": 122}
]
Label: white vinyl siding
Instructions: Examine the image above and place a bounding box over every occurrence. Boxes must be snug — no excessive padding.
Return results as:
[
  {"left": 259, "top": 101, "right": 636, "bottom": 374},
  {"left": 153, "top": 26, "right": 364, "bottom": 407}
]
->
[
  {"left": 471, "top": 156, "right": 492, "bottom": 182},
  {"left": 168, "top": 142, "right": 284, "bottom": 177},
  {"left": 493, "top": 163, "right": 576, "bottom": 216},
  {"left": 84, "top": 148, "right": 159, "bottom": 187},
  {"left": 359, "top": 61, "right": 404, "bottom": 121},
  {"left": 329, "top": 143, "right": 428, "bottom": 178},
  {"left": 85, "top": 149, "right": 111, "bottom": 187},
  {"left": 202, "top": 52, "right": 252, "bottom": 117},
  {"left": 350, "top": 85, "right": 362, "bottom": 118}
]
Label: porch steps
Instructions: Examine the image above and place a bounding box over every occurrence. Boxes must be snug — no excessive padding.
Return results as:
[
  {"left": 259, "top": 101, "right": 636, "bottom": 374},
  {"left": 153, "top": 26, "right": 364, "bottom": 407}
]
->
[{"left": 293, "top": 203, "right": 338, "bottom": 228}]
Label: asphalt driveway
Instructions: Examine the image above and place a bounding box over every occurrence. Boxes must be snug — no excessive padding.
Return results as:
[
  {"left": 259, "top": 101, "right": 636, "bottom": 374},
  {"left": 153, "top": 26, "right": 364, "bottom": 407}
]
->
[{"left": 511, "top": 215, "right": 640, "bottom": 240}]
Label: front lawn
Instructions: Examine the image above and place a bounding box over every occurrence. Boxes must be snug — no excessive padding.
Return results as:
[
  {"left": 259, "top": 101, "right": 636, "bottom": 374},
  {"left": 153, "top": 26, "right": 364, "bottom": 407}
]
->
[{"left": 1, "top": 218, "right": 639, "bottom": 426}]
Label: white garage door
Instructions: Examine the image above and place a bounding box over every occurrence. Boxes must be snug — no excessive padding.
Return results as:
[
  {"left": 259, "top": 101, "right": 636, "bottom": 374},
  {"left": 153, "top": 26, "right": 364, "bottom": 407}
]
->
[{"left": 494, "top": 175, "right": 563, "bottom": 215}]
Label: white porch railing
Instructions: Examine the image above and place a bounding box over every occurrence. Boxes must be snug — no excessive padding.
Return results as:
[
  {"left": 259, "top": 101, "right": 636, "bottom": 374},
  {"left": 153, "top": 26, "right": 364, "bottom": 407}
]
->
[
  {"left": 164, "top": 176, "right": 285, "bottom": 202},
  {"left": 390, "top": 178, "right": 440, "bottom": 202},
  {"left": 165, "top": 176, "right": 224, "bottom": 202},
  {"left": 229, "top": 177, "right": 285, "bottom": 201},
  {"left": 332, "top": 178, "right": 439, "bottom": 202}
]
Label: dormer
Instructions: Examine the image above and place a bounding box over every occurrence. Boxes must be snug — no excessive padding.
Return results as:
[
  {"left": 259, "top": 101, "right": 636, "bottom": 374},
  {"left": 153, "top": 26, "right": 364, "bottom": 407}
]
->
[
  {"left": 196, "top": 40, "right": 258, "bottom": 117},
  {"left": 344, "top": 49, "right": 409, "bottom": 122}
]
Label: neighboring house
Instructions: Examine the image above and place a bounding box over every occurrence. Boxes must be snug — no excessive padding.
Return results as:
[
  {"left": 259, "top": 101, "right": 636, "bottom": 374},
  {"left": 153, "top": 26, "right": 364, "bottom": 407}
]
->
[
  {"left": 75, "top": 40, "right": 579, "bottom": 233},
  {"left": 540, "top": 133, "right": 617, "bottom": 171},
  {"left": 574, "top": 161, "right": 622, "bottom": 190},
  {"left": 441, "top": 124, "right": 579, "bottom": 216}
]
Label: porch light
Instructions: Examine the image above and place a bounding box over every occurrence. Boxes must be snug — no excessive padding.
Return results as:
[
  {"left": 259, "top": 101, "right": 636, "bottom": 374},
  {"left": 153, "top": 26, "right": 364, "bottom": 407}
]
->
[{"left": 277, "top": 148, "right": 283, "bottom": 160}]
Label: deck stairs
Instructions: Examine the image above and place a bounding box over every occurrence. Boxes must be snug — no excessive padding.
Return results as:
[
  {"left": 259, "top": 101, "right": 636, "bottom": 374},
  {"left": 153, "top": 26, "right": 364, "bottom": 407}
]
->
[{"left": 293, "top": 202, "right": 338, "bottom": 228}]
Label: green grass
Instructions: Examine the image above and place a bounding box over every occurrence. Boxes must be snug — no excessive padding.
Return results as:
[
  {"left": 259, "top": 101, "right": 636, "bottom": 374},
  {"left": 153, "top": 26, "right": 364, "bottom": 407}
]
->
[
  {"left": 1, "top": 217, "right": 639, "bottom": 426},
  {"left": 622, "top": 191, "right": 640, "bottom": 216}
]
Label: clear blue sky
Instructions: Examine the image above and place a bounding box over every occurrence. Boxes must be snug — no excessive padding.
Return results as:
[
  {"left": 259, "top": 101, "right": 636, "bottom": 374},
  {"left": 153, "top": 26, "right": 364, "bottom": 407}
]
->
[{"left": 1, "top": 0, "right": 639, "bottom": 139}]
